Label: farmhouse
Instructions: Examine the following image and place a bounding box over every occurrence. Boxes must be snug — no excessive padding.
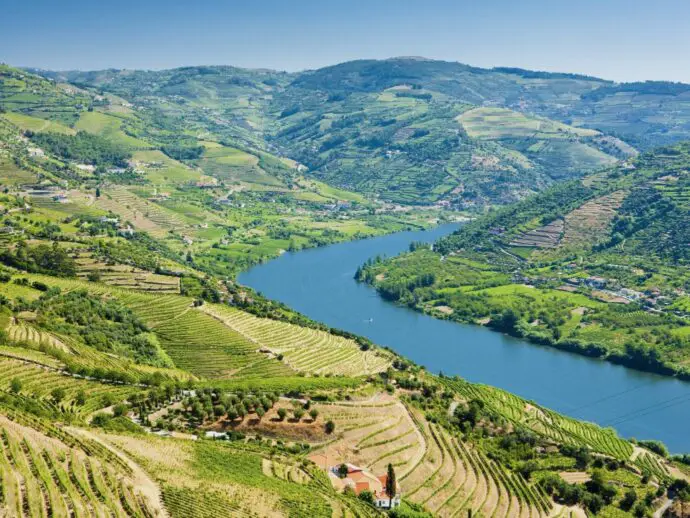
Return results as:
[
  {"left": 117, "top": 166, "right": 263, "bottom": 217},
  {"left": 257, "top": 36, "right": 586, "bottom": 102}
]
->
[{"left": 329, "top": 464, "right": 401, "bottom": 509}]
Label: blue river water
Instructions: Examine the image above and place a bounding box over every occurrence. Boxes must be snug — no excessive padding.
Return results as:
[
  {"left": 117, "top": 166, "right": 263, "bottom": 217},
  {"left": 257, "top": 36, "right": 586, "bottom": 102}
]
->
[{"left": 239, "top": 223, "right": 690, "bottom": 453}]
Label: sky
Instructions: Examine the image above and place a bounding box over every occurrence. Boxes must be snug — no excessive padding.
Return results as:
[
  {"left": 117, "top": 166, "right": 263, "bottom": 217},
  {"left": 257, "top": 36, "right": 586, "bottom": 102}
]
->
[{"left": 3, "top": 0, "right": 690, "bottom": 83}]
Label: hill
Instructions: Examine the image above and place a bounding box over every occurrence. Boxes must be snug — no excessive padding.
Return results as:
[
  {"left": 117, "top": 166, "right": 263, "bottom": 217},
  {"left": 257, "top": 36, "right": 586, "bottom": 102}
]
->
[
  {"left": 0, "top": 62, "right": 690, "bottom": 517},
  {"left": 27, "top": 59, "right": 647, "bottom": 206},
  {"left": 358, "top": 143, "right": 690, "bottom": 379},
  {"left": 36, "top": 57, "right": 690, "bottom": 207}
]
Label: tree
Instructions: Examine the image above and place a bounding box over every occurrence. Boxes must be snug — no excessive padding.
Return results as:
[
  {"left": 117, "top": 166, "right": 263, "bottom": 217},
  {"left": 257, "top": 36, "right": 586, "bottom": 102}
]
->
[
  {"left": 51, "top": 387, "right": 66, "bottom": 403},
  {"left": 386, "top": 463, "right": 397, "bottom": 508},
  {"left": 75, "top": 390, "right": 86, "bottom": 406},
  {"left": 293, "top": 408, "right": 305, "bottom": 421},
  {"left": 337, "top": 463, "right": 349, "bottom": 478},
  {"left": 10, "top": 377, "right": 22, "bottom": 394},
  {"left": 277, "top": 408, "right": 287, "bottom": 421},
  {"left": 256, "top": 407, "right": 265, "bottom": 420},
  {"left": 620, "top": 489, "right": 637, "bottom": 511},
  {"left": 309, "top": 408, "right": 319, "bottom": 421},
  {"left": 325, "top": 420, "right": 336, "bottom": 434},
  {"left": 358, "top": 490, "right": 375, "bottom": 505},
  {"left": 112, "top": 404, "right": 128, "bottom": 417},
  {"left": 95, "top": 187, "right": 101, "bottom": 198}
]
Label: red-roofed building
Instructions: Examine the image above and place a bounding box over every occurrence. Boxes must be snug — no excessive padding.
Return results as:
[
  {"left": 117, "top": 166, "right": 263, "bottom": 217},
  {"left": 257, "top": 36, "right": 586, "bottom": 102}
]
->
[{"left": 326, "top": 463, "right": 401, "bottom": 508}]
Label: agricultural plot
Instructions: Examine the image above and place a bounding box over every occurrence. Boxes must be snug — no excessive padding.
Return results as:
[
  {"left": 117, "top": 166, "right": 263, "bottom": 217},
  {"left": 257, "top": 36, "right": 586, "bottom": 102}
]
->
[
  {"left": 200, "top": 304, "right": 392, "bottom": 376},
  {"left": 0, "top": 357, "right": 135, "bottom": 417},
  {"left": 458, "top": 107, "right": 599, "bottom": 140},
  {"left": 2, "top": 112, "right": 77, "bottom": 135},
  {"left": 508, "top": 191, "right": 626, "bottom": 251},
  {"left": 560, "top": 191, "right": 627, "bottom": 248},
  {"left": 440, "top": 379, "right": 634, "bottom": 460},
  {"left": 100, "top": 431, "right": 376, "bottom": 518},
  {"left": 138, "top": 302, "right": 295, "bottom": 379},
  {"left": 95, "top": 186, "right": 191, "bottom": 238},
  {"left": 196, "top": 145, "right": 285, "bottom": 188},
  {"left": 314, "top": 395, "right": 549, "bottom": 518},
  {"left": 6, "top": 317, "right": 70, "bottom": 352},
  {"left": 0, "top": 415, "right": 160, "bottom": 517},
  {"left": 74, "top": 252, "right": 180, "bottom": 294},
  {"left": 509, "top": 218, "right": 564, "bottom": 249},
  {"left": 74, "top": 111, "right": 152, "bottom": 149}
]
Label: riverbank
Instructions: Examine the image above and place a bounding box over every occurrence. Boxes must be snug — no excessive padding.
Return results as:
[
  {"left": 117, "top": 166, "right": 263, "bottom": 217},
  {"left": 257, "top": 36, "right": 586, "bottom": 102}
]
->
[
  {"left": 370, "top": 292, "right": 690, "bottom": 383},
  {"left": 358, "top": 246, "right": 690, "bottom": 382},
  {"left": 238, "top": 224, "right": 690, "bottom": 453}
]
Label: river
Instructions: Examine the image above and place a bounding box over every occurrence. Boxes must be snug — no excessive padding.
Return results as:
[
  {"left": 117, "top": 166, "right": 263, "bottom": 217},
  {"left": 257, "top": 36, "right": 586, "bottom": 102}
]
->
[{"left": 238, "top": 223, "right": 690, "bottom": 453}]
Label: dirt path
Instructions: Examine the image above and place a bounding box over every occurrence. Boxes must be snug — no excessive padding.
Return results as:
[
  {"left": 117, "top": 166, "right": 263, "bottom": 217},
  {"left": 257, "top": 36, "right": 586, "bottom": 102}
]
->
[
  {"left": 66, "top": 427, "right": 169, "bottom": 517},
  {"left": 653, "top": 497, "right": 673, "bottom": 518}
]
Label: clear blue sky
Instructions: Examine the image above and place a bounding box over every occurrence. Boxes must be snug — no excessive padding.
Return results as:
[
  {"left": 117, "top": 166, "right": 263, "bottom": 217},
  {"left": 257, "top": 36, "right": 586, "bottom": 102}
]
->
[{"left": 3, "top": 0, "right": 690, "bottom": 82}]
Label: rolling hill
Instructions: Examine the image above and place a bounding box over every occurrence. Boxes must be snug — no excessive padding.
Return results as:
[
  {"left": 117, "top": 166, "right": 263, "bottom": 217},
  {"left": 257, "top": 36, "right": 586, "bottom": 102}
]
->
[
  {"left": 359, "top": 143, "right": 690, "bottom": 379},
  {"left": 35, "top": 57, "right": 690, "bottom": 207},
  {"left": 0, "top": 59, "right": 689, "bottom": 517}
]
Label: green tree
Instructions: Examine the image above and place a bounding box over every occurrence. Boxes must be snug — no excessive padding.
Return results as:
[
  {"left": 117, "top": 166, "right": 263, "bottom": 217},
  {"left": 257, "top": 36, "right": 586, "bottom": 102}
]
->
[
  {"left": 325, "top": 420, "right": 335, "bottom": 434},
  {"left": 620, "top": 489, "right": 637, "bottom": 511},
  {"left": 112, "top": 404, "right": 129, "bottom": 417},
  {"left": 277, "top": 408, "right": 287, "bottom": 421},
  {"left": 10, "top": 377, "right": 22, "bottom": 394},
  {"left": 51, "top": 387, "right": 66, "bottom": 403},
  {"left": 309, "top": 408, "right": 319, "bottom": 421},
  {"left": 293, "top": 408, "right": 305, "bottom": 421},
  {"left": 386, "top": 463, "right": 397, "bottom": 508},
  {"left": 358, "top": 490, "right": 375, "bottom": 505}
]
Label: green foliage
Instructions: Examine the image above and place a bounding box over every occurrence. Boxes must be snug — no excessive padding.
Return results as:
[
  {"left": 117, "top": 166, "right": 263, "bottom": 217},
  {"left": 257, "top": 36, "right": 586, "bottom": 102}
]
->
[
  {"left": 28, "top": 130, "right": 131, "bottom": 167},
  {"left": 24, "top": 289, "right": 173, "bottom": 367},
  {"left": 0, "top": 241, "right": 77, "bottom": 277}
]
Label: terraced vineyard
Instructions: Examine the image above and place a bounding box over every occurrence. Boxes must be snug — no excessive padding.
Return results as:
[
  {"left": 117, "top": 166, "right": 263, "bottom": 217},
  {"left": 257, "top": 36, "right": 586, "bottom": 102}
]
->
[
  {"left": 508, "top": 190, "right": 626, "bottom": 252},
  {"left": 201, "top": 304, "right": 392, "bottom": 376},
  {"left": 95, "top": 187, "right": 191, "bottom": 238},
  {"left": 560, "top": 190, "right": 627, "bottom": 248},
  {"left": 101, "top": 431, "right": 378, "bottom": 518},
  {"left": 0, "top": 414, "right": 161, "bottom": 517},
  {"left": 0, "top": 357, "right": 135, "bottom": 416},
  {"left": 117, "top": 296, "right": 294, "bottom": 379},
  {"left": 74, "top": 252, "right": 180, "bottom": 294},
  {"left": 6, "top": 318, "right": 69, "bottom": 352},
  {"left": 509, "top": 219, "right": 564, "bottom": 249},
  {"left": 313, "top": 395, "right": 551, "bottom": 518},
  {"left": 439, "top": 378, "right": 634, "bottom": 460}
]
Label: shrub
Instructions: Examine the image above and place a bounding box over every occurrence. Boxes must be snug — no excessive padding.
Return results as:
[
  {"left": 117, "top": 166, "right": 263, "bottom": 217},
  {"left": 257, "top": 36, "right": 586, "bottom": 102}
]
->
[{"left": 10, "top": 377, "right": 22, "bottom": 394}]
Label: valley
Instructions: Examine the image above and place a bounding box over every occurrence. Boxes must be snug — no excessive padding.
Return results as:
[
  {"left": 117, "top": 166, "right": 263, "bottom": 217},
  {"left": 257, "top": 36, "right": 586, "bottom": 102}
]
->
[{"left": 0, "top": 53, "right": 689, "bottom": 518}]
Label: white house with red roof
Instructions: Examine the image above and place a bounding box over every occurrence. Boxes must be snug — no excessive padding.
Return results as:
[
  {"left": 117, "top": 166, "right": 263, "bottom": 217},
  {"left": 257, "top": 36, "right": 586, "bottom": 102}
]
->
[{"left": 327, "top": 463, "right": 401, "bottom": 509}]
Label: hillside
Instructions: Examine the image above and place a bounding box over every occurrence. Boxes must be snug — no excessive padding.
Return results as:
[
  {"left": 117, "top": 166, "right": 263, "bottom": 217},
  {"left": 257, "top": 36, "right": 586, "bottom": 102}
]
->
[
  {"left": 34, "top": 58, "right": 690, "bottom": 207},
  {"left": 0, "top": 61, "right": 689, "bottom": 517},
  {"left": 359, "top": 143, "right": 690, "bottom": 379},
  {"left": 1, "top": 64, "right": 440, "bottom": 282}
]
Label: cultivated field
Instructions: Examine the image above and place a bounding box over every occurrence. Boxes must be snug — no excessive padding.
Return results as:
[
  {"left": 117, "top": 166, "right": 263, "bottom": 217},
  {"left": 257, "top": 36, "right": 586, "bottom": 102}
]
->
[
  {"left": 201, "top": 304, "right": 392, "bottom": 376},
  {"left": 312, "top": 394, "right": 553, "bottom": 518}
]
